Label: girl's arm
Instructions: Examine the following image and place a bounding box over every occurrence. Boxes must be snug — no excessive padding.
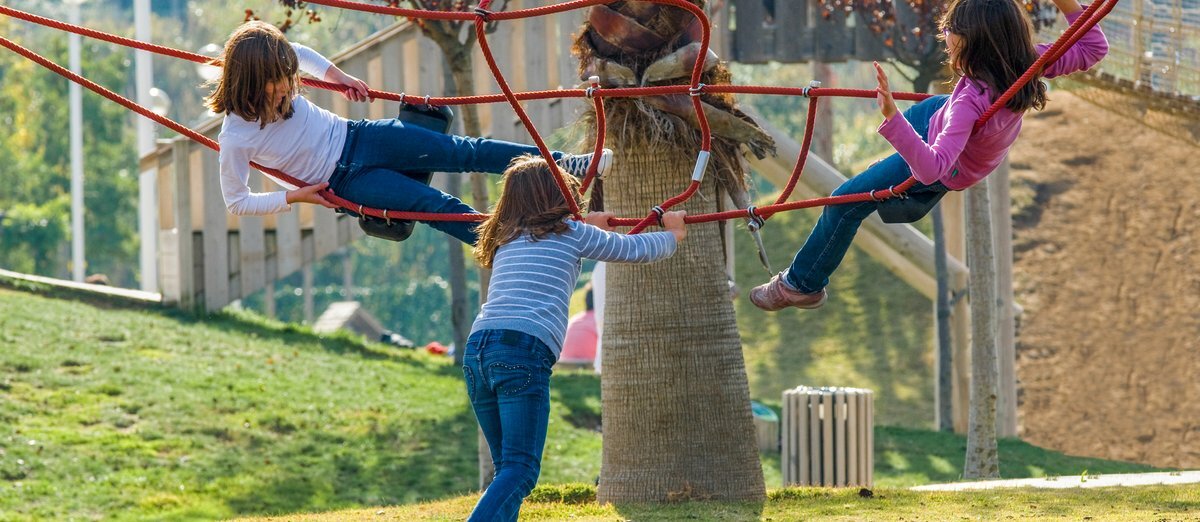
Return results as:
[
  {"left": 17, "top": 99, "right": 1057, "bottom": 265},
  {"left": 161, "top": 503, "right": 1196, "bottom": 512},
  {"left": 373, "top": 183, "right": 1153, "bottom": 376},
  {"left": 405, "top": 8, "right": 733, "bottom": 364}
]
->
[
  {"left": 1039, "top": 1, "right": 1109, "bottom": 78},
  {"left": 291, "top": 43, "right": 370, "bottom": 102},
  {"left": 219, "top": 141, "right": 337, "bottom": 216},
  {"left": 875, "top": 68, "right": 986, "bottom": 185},
  {"left": 574, "top": 218, "right": 680, "bottom": 264}
]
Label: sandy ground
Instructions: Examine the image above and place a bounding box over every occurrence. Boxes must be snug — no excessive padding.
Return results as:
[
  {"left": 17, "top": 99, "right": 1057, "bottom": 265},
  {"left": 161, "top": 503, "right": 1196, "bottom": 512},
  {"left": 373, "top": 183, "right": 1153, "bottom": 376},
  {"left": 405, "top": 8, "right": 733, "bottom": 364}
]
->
[{"left": 1009, "top": 90, "right": 1200, "bottom": 468}]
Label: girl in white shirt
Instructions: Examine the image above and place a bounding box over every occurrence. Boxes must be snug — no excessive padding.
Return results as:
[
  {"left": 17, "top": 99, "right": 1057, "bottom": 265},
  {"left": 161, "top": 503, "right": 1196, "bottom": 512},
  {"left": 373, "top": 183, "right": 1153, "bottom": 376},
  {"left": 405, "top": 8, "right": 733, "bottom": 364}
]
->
[{"left": 204, "top": 21, "right": 609, "bottom": 244}]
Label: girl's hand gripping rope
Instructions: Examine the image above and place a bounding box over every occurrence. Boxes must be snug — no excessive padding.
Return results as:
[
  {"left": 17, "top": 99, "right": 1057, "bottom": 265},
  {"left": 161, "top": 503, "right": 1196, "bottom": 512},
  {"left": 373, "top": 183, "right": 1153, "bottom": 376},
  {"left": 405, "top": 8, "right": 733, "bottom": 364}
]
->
[
  {"left": 324, "top": 66, "right": 370, "bottom": 103},
  {"left": 585, "top": 211, "right": 617, "bottom": 231},
  {"left": 286, "top": 182, "right": 339, "bottom": 209},
  {"left": 661, "top": 210, "right": 688, "bottom": 243}
]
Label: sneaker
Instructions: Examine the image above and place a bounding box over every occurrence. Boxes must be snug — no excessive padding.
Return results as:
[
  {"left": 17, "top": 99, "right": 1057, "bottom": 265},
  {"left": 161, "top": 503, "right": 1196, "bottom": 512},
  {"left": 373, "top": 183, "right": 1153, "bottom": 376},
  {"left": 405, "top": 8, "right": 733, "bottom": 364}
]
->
[
  {"left": 558, "top": 148, "right": 612, "bottom": 179},
  {"left": 749, "top": 272, "right": 827, "bottom": 311}
]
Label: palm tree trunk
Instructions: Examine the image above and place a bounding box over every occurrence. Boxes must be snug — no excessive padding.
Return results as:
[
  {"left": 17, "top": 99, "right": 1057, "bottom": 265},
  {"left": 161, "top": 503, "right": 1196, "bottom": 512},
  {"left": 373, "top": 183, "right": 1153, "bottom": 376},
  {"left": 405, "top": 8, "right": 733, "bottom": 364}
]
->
[{"left": 599, "top": 147, "right": 765, "bottom": 502}]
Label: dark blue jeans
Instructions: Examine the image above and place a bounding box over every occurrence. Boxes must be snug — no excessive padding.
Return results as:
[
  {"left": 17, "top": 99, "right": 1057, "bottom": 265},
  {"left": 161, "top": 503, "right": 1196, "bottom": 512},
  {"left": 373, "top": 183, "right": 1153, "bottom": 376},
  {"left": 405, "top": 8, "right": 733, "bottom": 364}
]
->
[
  {"left": 327, "top": 118, "right": 561, "bottom": 244},
  {"left": 462, "top": 329, "right": 554, "bottom": 522},
  {"left": 786, "top": 95, "right": 951, "bottom": 293}
]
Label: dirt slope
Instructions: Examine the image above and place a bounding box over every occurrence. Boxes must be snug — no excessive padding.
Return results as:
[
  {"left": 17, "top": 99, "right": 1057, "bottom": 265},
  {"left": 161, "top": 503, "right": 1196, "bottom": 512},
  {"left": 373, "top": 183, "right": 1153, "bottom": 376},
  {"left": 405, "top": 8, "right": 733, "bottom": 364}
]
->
[{"left": 1009, "top": 90, "right": 1200, "bottom": 468}]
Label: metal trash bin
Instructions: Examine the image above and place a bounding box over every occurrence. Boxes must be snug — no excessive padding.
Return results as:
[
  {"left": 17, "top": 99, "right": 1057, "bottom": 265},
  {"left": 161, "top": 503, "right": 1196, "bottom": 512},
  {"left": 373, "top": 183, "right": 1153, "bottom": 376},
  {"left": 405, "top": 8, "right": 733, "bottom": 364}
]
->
[{"left": 782, "top": 386, "right": 873, "bottom": 487}]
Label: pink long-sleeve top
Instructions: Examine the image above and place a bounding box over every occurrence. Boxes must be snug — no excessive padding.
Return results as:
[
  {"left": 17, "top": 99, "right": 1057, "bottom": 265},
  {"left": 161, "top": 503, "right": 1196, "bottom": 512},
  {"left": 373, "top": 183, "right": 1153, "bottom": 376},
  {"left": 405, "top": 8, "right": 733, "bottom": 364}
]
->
[{"left": 877, "top": 9, "right": 1108, "bottom": 191}]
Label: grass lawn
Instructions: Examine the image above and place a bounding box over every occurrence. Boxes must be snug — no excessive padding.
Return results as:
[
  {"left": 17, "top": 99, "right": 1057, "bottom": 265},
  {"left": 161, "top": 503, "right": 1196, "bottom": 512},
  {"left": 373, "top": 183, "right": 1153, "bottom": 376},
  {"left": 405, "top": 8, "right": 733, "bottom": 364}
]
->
[{"left": 0, "top": 277, "right": 1178, "bottom": 521}]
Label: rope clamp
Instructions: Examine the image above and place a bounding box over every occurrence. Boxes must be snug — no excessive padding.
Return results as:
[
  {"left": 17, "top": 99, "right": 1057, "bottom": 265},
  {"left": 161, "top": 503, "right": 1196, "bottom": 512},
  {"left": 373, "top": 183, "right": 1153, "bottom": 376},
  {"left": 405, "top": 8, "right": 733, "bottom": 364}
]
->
[
  {"left": 423, "top": 95, "right": 432, "bottom": 109},
  {"left": 398, "top": 92, "right": 407, "bottom": 107},
  {"left": 887, "top": 185, "right": 907, "bottom": 199},
  {"left": 383, "top": 209, "right": 391, "bottom": 226},
  {"left": 691, "top": 150, "right": 711, "bottom": 183},
  {"left": 802, "top": 80, "right": 822, "bottom": 98},
  {"left": 650, "top": 205, "right": 666, "bottom": 227},
  {"left": 585, "top": 75, "right": 600, "bottom": 99},
  {"left": 688, "top": 83, "right": 706, "bottom": 97},
  {"left": 357, "top": 204, "right": 366, "bottom": 219},
  {"left": 746, "top": 206, "right": 766, "bottom": 231},
  {"left": 473, "top": 6, "right": 493, "bottom": 21}
]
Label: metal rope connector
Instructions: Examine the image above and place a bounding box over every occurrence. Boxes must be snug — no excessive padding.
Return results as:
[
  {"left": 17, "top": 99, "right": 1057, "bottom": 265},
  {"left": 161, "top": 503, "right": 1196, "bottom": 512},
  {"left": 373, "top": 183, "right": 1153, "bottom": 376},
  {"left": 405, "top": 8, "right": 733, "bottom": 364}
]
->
[
  {"left": 688, "top": 83, "right": 706, "bottom": 97},
  {"left": 650, "top": 205, "right": 666, "bottom": 227},
  {"left": 473, "top": 6, "right": 493, "bottom": 21},
  {"left": 802, "top": 80, "right": 822, "bottom": 98},
  {"left": 691, "top": 150, "right": 711, "bottom": 183},
  {"left": 585, "top": 75, "right": 600, "bottom": 99},
  {"left": 397, "top": 92, "right": 407, "bottom": 107},
  {"left": 745, "top": 205, "right": 766, "bottom": 232}
]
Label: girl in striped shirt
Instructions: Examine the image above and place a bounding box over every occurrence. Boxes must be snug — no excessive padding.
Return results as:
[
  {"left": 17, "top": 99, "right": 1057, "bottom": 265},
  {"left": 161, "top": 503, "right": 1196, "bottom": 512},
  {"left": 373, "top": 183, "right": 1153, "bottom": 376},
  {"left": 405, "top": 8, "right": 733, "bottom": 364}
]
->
[{"left": 462, "top": 156, "right": 686, "bottom": 521}]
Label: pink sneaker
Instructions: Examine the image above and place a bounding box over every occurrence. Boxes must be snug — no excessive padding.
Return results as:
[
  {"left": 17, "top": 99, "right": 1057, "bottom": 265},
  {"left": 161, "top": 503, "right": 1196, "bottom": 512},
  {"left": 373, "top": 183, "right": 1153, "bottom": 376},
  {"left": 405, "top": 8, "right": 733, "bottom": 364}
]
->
[{"left": 749, "top": 272, "right": 827, "bottom": 311}]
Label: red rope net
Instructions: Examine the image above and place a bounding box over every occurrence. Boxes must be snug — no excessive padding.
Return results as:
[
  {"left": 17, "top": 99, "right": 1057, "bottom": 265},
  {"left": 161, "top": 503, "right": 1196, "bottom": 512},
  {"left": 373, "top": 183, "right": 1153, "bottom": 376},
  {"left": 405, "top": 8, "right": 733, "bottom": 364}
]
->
[{"left": 0, "top": 0, "right": 1116, "bottom": 231}]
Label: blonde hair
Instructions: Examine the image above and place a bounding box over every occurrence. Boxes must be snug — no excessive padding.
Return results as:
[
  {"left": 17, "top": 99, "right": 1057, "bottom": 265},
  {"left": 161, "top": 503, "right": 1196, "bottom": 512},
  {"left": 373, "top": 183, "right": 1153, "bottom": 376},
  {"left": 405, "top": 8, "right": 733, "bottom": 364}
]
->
[
  {"left": 203, "top": 21, "right": 299, "bottom": 128},
  {"left": 472, "top": 156, "right": 583, "bottom": 269}
]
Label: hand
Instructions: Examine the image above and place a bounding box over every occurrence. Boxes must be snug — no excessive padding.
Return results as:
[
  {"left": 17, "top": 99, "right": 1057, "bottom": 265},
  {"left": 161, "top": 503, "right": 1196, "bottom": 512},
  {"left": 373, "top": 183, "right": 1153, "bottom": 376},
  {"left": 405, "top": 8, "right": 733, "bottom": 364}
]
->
[
  {"left": 325, "top": 66, "right": 370, "bottom": 103},
  {"left": 873, "top": 61, "right": 897, "bottom": 121},
  {"left": 661, "top": 210, "right": 688, "bottom": 243},
  {"left": 286, "top": 182, "right": 339, "bottom": 209},
  {"left": 585, "top": 211, "right": 616, "bottom": 231}
]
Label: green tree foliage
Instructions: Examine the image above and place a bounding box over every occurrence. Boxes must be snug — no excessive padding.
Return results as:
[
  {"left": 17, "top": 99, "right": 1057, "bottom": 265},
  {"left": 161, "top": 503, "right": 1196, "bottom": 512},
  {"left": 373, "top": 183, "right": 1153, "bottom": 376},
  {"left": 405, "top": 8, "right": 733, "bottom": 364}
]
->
[{"left": 0, "top": 18, "right": 137, "bottom": 284}]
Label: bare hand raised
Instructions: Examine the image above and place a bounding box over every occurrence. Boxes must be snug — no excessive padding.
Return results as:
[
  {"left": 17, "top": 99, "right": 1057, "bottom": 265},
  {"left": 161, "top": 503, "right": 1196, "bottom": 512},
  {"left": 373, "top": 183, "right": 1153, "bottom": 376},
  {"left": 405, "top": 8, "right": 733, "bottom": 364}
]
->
[{"left": 874, "top": 61, "right": 898, "bottom": 121}]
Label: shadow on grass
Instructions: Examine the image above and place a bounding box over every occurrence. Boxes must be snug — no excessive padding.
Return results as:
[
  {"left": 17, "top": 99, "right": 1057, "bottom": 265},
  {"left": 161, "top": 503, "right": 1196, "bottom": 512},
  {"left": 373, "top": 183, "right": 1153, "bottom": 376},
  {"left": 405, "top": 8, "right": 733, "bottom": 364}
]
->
[{"left": 613, "top": 499, "right": 765, "bottom": 521}]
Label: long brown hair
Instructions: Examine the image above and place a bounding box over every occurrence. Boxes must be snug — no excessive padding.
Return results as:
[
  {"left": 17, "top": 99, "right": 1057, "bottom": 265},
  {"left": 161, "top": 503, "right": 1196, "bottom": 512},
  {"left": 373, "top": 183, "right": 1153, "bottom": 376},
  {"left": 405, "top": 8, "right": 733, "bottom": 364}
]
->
[
  {"left": 941, "top": 0, "right": 1047, "bottom": 113},
  {"left": 203, "top": 21, "right": 300, "bottom": 128},
  {"left": 473, "top": 156, "right": 583, "bottom": 269}
]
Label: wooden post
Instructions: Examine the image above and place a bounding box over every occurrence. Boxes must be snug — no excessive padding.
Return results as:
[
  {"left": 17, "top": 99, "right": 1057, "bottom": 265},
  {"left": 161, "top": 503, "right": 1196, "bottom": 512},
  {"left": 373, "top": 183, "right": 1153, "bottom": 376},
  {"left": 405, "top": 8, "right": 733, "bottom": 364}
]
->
[
  {"left": 989, "top": 157, "right": 1018, "bottom": 438},
  {"left": 810, "top": 62, "right": 834, "bottom": 165},
  {"left": 940, "top": 190, "right": 972, "bottom": 433},
  {"left": 963, "top": 181, "right": 999, "bottom": 479}
]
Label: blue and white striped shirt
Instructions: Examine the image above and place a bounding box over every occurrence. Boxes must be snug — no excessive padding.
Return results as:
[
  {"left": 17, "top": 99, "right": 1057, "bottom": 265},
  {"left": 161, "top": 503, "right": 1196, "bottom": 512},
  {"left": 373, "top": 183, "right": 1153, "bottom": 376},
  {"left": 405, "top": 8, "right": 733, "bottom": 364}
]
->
[{"left": 470, "top": 220, "right": 677, "bottom": 359}]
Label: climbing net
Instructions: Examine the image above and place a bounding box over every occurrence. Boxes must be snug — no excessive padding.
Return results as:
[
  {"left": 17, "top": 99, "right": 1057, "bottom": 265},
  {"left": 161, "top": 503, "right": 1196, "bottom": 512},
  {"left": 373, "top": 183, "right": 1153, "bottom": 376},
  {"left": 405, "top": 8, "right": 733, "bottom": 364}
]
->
[{"left": 0, "top": 0, "right": 1116, "bottom": 235}]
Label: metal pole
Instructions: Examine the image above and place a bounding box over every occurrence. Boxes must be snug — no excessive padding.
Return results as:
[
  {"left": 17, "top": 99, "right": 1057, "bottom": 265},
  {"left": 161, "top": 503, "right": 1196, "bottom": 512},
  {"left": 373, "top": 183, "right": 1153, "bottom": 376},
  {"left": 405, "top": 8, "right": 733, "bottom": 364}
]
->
[
  {"left": 68, "top": 2, "right": 85, "bottom": 282},
  {"left": 135, "top": 0, "right": 158, "bottom": 292}
]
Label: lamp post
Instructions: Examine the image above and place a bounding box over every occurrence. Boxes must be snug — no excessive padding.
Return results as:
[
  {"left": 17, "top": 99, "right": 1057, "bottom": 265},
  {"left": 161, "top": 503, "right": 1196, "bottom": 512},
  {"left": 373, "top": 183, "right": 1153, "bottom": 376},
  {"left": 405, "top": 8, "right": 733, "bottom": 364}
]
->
[
  {"left": 66, "top": 0, "right": 87, "bottom": 282},
  {"left": 134, "top": 0, "right": 157, "bottom": 292}
]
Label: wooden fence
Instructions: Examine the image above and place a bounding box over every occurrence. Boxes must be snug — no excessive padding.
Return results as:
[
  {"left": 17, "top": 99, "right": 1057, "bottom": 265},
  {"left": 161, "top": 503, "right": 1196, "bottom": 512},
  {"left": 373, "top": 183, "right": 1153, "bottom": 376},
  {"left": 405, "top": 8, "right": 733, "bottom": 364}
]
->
[{"left": 151, "top": 4, "right": 586, "bottom": 311}]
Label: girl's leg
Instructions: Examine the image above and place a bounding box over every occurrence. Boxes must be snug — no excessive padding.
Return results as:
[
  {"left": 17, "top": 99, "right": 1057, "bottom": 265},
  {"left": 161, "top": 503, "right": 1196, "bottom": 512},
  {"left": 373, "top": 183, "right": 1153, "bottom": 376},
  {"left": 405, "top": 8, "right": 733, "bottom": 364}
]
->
[
  {"left": 467, "top": 333, "right": 553, "bottom": 522},
  {"left": 784, "top": 153, "right": 912, "bottom": 293},
  {"left": 782, "top": 94, "right": 950, "bottom": 293},
  {"left": 349, "top": 118, "right": 561, "bottom": 175},
  {"left": 333, "top": 166, "right": 480, "bottom": 244},
  {"left": 462, "top": 334, "right": 504, "bottom": 487}
]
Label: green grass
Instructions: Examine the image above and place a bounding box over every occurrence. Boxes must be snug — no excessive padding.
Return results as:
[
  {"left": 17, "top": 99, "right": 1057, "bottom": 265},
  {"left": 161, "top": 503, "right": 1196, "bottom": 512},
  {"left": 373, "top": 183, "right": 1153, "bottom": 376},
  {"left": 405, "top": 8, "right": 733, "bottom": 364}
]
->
[
  {"left": 0, "top": 277, "right": 1173, "bottom": 521},
  {"left": 234, "top": 484, "right": 1200, "bottom": 521}
]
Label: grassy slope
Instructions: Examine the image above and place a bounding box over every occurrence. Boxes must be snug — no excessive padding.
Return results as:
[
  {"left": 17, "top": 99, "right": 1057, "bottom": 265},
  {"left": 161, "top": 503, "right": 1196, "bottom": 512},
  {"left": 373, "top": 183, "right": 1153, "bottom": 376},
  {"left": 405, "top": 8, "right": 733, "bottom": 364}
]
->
[{"left": 0, "top": 277, "right": 1171, "bottom": 521}]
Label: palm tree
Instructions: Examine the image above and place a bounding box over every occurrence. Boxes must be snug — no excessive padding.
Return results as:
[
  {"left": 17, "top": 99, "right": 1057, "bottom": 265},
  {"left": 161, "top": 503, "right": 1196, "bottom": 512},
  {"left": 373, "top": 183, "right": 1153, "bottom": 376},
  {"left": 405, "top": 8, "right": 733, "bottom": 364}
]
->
[{"left": 573, "top": 0, "right": 772, "bottom": 502}]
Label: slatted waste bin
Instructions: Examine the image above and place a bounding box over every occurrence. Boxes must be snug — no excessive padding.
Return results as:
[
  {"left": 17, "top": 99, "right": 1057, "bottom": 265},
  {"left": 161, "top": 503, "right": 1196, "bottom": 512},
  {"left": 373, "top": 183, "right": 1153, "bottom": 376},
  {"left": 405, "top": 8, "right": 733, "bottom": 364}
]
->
[{"left": 782, "top": 386, "right": 873, "bottom": 487}]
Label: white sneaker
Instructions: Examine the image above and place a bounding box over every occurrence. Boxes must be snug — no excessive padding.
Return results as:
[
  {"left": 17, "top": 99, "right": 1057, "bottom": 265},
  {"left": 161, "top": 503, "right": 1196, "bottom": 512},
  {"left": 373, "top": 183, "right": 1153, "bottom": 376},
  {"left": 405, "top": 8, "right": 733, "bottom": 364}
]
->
[{"left": 558, "top": 148, "right": 613, "bottom": 179}]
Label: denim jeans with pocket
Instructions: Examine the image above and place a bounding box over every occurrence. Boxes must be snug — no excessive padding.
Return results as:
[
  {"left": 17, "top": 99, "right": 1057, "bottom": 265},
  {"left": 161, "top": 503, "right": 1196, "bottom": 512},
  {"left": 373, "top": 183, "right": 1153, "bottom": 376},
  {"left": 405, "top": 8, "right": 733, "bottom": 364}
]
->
[
  {"left": 328, "top": 118, "right": 562, "bottom": 244},
  {"left": 785, "top": 95, "right": 951, "bottom": 293},
  {"left": 462, "top": 329, "right": 555, "bottom": 522}
]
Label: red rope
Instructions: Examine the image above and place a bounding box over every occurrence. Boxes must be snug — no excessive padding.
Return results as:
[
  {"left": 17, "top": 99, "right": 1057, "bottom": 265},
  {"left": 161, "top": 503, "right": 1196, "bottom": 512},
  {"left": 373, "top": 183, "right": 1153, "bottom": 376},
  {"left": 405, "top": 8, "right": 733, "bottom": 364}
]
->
[{"left": 0, "top": 0, "right": 1115, "bottom": 233}]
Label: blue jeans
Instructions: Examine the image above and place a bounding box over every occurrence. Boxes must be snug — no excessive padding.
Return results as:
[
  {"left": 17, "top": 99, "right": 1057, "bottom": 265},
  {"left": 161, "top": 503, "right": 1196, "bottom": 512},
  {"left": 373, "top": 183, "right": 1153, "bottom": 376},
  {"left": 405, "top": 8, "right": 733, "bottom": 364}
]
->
[
  {"left": 327, "top": 118, "right": 562, "bottom": 244},
  {"left": 786, "top": 95, "right": 951, "bottom": 293},
  {"left": 462, "top": 329, "right": 554, "bottom": 522}
]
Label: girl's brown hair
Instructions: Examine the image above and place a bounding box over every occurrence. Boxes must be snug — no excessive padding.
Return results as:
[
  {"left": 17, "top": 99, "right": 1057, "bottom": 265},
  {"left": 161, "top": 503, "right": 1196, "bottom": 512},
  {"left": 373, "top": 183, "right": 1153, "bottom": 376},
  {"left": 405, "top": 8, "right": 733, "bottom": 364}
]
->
[
  {"left": 472, "top": 156, "right": 584, "bottom": 269},
  {"left": 941, "top": 0, "right": 1047, "bottom": 113},
  {"left": 203, "top": 21, "right": 300, "bottom": 128}
]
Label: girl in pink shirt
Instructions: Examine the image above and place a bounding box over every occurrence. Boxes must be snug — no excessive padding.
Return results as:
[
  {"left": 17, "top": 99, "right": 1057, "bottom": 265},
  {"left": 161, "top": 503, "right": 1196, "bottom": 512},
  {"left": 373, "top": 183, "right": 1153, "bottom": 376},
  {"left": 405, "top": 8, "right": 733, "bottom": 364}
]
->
[{"left": 751, "top": 0, "right": 1107, "bottom": 311}]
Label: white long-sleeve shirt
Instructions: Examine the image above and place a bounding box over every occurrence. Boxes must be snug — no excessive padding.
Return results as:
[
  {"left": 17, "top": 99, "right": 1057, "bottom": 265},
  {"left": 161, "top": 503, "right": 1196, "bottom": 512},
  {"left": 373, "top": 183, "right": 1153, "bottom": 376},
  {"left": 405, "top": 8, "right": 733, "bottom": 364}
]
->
[{"left": 217, "top": 43, "right": 348, "bottom": 216}]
